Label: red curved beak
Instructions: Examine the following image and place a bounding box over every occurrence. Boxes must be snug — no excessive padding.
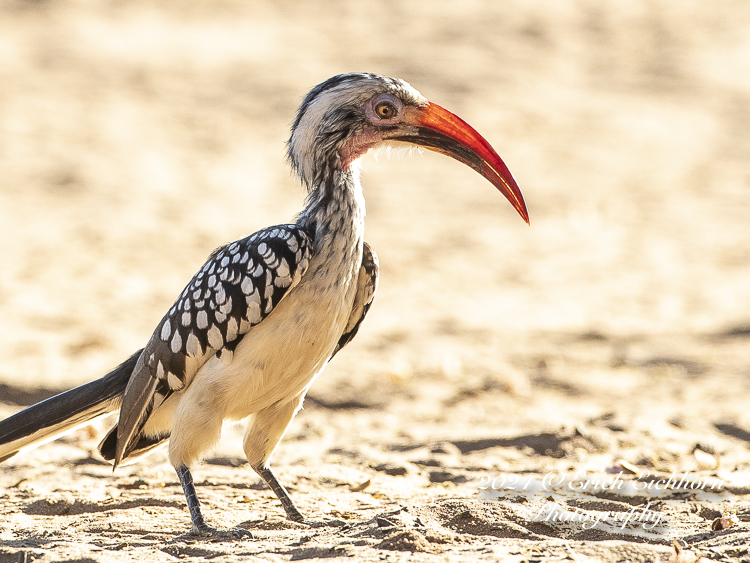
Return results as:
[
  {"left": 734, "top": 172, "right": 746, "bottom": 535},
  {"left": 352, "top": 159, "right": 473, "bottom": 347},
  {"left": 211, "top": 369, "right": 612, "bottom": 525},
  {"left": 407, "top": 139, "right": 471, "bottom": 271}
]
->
[{"left": 393, "top": 102, "right": 529, "bottom": 224}]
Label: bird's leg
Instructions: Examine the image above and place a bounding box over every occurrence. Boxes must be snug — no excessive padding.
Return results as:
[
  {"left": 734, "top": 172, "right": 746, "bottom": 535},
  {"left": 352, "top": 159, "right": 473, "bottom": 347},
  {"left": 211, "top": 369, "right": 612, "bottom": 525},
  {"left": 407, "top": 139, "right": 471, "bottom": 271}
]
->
[
  {"left": 176, "top": 464, "right": 210, "bottom": 533},
  {"left": 175, "top": 464, "right": 253, "bottom": 539},
  {"left": 253, "top": 464, "right": 305, "bottom": 522},
  {"left": 244, "top": 393, "right": 308, "bottom": 522},
  {"left": 169, "top": 388, "right": 252, "bottom": 538}
]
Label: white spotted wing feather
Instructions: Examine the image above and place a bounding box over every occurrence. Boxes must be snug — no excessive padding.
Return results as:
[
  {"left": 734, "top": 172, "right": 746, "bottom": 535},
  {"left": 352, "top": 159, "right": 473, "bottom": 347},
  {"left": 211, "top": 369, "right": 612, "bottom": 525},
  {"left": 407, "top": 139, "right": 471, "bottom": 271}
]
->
[{"left": 114, "top": 225, "right": 312, "bottom": 465}]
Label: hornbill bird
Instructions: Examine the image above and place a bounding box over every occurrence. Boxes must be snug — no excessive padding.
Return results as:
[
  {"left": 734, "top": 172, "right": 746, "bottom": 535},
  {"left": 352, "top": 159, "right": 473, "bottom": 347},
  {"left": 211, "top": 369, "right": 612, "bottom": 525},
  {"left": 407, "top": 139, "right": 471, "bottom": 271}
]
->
[{"left": 0, "top": 73, "right": 528, "bottom": 537}]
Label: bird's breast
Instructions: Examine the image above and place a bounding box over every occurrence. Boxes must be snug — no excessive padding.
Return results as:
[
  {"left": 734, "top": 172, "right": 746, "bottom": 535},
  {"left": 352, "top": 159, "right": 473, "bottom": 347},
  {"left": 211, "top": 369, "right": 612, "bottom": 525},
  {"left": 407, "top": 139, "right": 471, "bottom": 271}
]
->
[{"left": 194, "top": 228, "right": 364, "bottom": 419}]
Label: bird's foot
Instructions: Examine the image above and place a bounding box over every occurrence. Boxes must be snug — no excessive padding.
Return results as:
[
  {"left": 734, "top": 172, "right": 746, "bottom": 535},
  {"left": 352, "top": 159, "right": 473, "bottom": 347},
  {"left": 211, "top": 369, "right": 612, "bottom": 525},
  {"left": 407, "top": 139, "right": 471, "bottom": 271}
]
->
[
  {"left": 190, "top": 523, "right": 253, "bottom": 541},
  {"left": 307, "top": 519, "right": 348, "bottom": 528},
  {"left": 281, "top": 504, "right": 347, "bottom": 528},
  {"left": 296, "top": 518, "right": 349, "bottom": 528},
  {"left": 284, "top": 506, "right": 306, "bottom": 524}
]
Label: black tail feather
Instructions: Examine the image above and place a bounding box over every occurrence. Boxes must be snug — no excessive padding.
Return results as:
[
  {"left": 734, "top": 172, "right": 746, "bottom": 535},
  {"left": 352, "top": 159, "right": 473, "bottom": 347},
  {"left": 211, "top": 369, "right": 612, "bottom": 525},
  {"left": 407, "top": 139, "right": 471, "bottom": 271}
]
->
[
  {"left": 99, "top": 425, "right": 169, "bottom": 463},
  {"left": 0, "top": 349, "right": 143, "bottom": 462}
]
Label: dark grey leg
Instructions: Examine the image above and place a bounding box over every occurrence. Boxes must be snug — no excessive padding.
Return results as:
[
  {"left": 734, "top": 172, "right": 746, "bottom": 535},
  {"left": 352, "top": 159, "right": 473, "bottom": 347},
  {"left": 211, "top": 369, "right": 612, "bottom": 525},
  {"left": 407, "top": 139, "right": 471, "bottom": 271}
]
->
[
  {"left": 176, "top": 464, "right": 210, "bottom": 533},
  {"left": 254, "top": 465, "right": 305, "bottom": 522},
  {"left": 176, "top": 464, "right": 253, "bottom": 539}
]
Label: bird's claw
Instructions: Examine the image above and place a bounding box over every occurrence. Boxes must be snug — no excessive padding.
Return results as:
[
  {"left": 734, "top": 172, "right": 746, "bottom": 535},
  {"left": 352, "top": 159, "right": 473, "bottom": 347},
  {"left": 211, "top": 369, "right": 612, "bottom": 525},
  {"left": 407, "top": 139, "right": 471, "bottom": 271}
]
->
[
  {"left": 285, "top": 510, "right": 306, "bottom": 524},
  {"left": 190, "top": 524, "right": 253, "bottom": 540},
  {"left": 232, "top": 528, "right": 254, "bottom": 540},
  {"left": 281, "top": 506, "right": 347, "bottom": 528},
  {"left": 298, "top": 518, "right": 348, "bottom": 528}
]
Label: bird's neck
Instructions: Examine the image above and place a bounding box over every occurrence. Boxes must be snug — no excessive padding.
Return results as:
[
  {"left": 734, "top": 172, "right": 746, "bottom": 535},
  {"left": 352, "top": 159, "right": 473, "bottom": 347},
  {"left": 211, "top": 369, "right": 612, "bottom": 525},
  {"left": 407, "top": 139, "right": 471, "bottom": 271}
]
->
[{"left": 296, "top": 167, "right": 365, "bottom": 254}]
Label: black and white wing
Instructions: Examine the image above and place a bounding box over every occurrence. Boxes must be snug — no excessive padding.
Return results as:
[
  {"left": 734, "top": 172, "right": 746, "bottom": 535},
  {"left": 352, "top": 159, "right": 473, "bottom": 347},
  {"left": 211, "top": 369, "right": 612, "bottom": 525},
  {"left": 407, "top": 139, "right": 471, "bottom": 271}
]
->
[
  {"left": 331, "top": 242, "right": 379, "bottom": 358},
  {"left": 113, "top": 224, "right": 313, "bottom": 465}
]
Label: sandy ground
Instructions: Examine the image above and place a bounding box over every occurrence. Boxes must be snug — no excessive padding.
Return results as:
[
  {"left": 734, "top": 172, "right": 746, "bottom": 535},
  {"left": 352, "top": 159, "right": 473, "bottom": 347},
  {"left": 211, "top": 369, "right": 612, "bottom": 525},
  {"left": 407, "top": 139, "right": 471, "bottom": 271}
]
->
[{"left": 1, "top": 0, "right": 750, "bottom": 561}]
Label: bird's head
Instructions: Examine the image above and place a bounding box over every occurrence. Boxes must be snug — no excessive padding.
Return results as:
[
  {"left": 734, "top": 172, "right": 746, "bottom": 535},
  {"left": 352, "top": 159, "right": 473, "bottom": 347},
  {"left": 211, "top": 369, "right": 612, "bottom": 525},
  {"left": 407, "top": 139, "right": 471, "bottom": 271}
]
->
[{"left": 288, "top": 73, "right": 528, "bottom": 223}]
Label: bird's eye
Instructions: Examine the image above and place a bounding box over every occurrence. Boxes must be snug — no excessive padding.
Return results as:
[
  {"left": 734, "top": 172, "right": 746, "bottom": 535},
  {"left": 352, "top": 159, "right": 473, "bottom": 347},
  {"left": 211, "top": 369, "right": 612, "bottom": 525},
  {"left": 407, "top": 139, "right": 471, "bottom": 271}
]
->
[{"left": 374, "top": 102, "right": 397, "bottom": 119}]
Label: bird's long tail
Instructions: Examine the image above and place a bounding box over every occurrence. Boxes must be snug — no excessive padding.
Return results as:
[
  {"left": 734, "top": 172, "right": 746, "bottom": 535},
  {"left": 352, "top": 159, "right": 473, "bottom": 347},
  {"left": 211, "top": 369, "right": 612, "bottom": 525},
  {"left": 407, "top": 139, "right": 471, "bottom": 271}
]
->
[{"left": 0, "top": 349, "right": 142, "bottom": 463}]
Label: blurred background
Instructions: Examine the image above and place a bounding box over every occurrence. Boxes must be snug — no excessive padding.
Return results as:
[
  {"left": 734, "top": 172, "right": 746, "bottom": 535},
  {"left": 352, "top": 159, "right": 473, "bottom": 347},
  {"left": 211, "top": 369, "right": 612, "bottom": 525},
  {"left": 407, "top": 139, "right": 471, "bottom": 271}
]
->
[{"left": 0, "top": 0, "right": 749, "bottom": 439}]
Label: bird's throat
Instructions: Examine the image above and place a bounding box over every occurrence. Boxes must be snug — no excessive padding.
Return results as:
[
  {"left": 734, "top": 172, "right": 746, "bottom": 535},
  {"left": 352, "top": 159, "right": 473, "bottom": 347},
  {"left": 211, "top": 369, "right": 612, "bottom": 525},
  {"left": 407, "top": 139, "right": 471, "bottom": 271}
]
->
[
  {"left": 294, "top": 167, "right": 366, "bottom": 339},
  {"left": 297, "top": 168, "right": 365, "bottom": 252}
]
